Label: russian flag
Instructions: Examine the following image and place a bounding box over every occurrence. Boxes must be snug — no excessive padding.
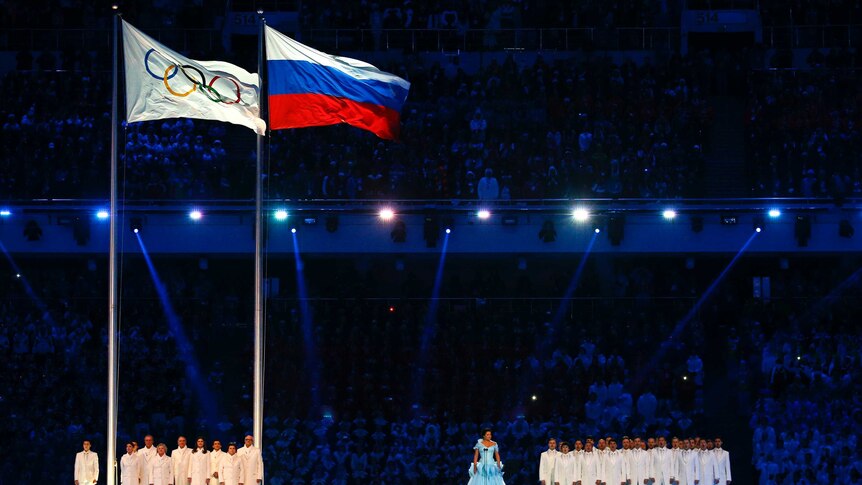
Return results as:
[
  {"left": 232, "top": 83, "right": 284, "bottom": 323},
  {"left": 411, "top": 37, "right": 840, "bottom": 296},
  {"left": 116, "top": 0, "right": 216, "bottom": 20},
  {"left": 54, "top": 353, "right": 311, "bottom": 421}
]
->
[{"left": 265, "top": 26, "right": 410, "bottom": 140}]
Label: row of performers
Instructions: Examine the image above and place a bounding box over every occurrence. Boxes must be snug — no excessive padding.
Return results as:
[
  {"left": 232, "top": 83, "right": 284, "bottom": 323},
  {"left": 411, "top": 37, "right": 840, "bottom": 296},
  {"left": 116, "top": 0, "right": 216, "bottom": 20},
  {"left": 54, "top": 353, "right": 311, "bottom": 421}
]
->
[
  {"left": 538, "top": 436, "right": 732, "bottom": 485},
  {"left": 74, "top": 435, "right": 264, "bottom": 485}
]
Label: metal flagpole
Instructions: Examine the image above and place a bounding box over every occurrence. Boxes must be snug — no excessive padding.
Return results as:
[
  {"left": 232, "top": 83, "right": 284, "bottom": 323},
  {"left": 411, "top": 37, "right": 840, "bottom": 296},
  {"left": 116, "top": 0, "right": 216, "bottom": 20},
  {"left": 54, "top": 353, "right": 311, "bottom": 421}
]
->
[
  {"left": 253, "top": 13, "right": 266, "bottom": 456},
  {"left": 106, "top": 12, "right": 121, "bottom": 485}
]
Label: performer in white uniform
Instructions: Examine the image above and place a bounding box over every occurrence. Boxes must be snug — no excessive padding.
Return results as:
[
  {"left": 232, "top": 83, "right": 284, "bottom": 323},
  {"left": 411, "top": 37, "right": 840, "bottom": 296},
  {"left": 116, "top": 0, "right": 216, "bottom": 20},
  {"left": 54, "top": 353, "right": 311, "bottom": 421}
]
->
[
  {"left": 697, "top": 440, "right": 719, "bottom": 485},
  {"left": 210, "top": 440, "right": 225, "bottom": 485},
  {"left": 139, "top": 436, "right": 158, "bottom": 485},
  {"left": 236, "top": 435, "right": 263, "bottom": 485},
  {"left": 580, "top": 441, "right": 602, "bottom": 485},
  {"left": 219, "top": 443, "right": 244, "bottom": 485},
  {"left": 630, "top": 439, "right": 651, "bottom": 485},
  {"left": 653, "top": 437, "right": 674, "bottom": 485},
  {"left": 604, "top": 440, "right": 628, "bottom": 485},
  {"left": 554, "top": 442, "right": 575, "bottom": 485},
  {"left": 149, "top": 444, "right": 173, "bottom": 485},
  {"left": 713, "top": 438, "right": 731, "bottom": 485},
  {"left": 172, "top": 437, "right": 192, "bottom": 485},
  {"left": 539, "top": 438, "right": 559, "bottom": 485},
  {"left": 75, "top": 439, "right": 99, "bottom": 485},
  {"left": 120, "top": 442, "right": 142, "bottom": 485},
  {"left": 572, "top": 441, "right": 585, "bottom": 485},
  {"left": 188, "top": 437, "right": 211, "bottom": 485},
  {"left": 679, "top": 440, "right": 700, "bottom": 485}
]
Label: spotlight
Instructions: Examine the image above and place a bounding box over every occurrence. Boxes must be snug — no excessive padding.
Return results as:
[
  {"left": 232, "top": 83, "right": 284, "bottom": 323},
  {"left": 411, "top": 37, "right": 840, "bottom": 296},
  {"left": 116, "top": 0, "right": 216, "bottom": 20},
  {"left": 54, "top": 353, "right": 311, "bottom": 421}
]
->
[
  {"left": 391, "top": 220, "right": 407, "bottom": 243},
  {"left": 379, "top": 208, "right": 395, "bottom": 221},
  {"left": 477, "top": 209, "right": 491, "bottom": 220},
  {"left": 1, "top": 209, "right": 11, "bottom": 217},
  {"left": 768, "top": 209, "right": 781, "bottom": 218},
  {"left": 795, "top": 215, "right": 811, "bottom": 247},
  {"left": 96, "top": 210, "right": 109, "bottom": 220},
  {"left": 130, "top": 217, "right": 142, "bottom": 234},
  {"left": 15, "top": 273, "right": 20, "bottom": 278},
  {"left": 539, "top": 220, "right": 557, "bottom": 243},
  {"left": 573, "top": 208, "right": 590, "bottom": 222},
  {"left": 189, "top": 210, "right": 203, "bottom": 221},
  {"left": 753, "top": 215, "right": 765, "bottom": 232},
  {"left": 608, "top": 215, "right": 625, "bottom": 246},
  {"left": 274, "top": 210, "right": 288, "bottom": 221},
  {"left": 839, "top": 219, "right": 854, "bottom": 238},
  {"left": 663, "top": 209, "right": 677, "bottom": 220},
  {"left": 445, "top": 228, "right": 451, "bottom": 234},
  {"left": 531, "top": 395, "right": 537, "bottom": 401},
  {"left": 291, "top": 227, "right": 297, "bottom": 234},
  {"left": 594, "top": 228, "right": 601, "bottom": 234}
]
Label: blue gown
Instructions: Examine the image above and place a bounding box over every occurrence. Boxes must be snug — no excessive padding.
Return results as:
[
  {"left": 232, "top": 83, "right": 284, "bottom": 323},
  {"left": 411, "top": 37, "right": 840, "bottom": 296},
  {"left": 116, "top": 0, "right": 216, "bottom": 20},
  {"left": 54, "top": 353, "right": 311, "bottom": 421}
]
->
[{"left": 467, "top": 439, "right": 505, "bottom": 485}]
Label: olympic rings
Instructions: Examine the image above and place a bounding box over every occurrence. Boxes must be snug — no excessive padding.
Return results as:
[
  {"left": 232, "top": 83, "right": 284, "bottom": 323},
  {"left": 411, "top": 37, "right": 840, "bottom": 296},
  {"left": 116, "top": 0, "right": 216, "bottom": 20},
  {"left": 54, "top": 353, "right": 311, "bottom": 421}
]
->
[
  {"left": 209, "top": 76, "right": 242, "bottom": 104},
  {"left": 145, "top": 48, "right": 246, "bottom": 105},
  {"left": 145, "top": 49, "right": 178, "bottom": 80},
  {"left": 163, "top": 66, "right": 195, "bottom": 97}
]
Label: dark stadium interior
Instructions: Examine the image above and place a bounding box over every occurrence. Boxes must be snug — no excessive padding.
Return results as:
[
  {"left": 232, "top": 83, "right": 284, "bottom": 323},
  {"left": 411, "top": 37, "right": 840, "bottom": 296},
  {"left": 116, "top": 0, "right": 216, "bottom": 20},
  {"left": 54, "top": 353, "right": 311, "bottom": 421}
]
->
[{"left": 1, "top": 1, "right": 861, "bottom": 484}]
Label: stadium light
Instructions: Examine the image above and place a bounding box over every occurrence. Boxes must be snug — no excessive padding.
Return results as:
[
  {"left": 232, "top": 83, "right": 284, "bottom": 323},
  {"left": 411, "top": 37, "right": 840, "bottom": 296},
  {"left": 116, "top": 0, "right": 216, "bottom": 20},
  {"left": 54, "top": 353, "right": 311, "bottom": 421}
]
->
[
  {"left": 96, "top": 210, "right": 109, "bottom": 220},
  {"left": 477, "top": 209, "right": 491, "bottom": 220},
  {"left": 379, "top": 208, "right": 395, "bottom": 221},
  {"left": 274, "top": 210, "right": 288, "bottom": 221},
  {"left": 189, "top": 210, "right": 203, "bottom": 221},
  {"left": 768, "top": 209, "right": 781, "bottom": 218},
  {"left": 662, "top": 209, "right": 677, "bottom": 220},
  {"left": 572, "top": 208, "right": 590, "bottom": 222}
]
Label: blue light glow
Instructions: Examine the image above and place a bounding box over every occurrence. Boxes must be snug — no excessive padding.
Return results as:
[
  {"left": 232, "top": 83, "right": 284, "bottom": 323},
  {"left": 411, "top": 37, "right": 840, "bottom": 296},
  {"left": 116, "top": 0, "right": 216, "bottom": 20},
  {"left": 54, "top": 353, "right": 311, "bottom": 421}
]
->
[
  {"left": 189, "top": 210, "right": 203, "bottom": 220},
  {"left": 768, "top": 209, "right": 781, "bottom": 218},
  {"left": 274, "top": 210, "right": 288, "bottom": 221},
  {"left": 96, "top": 210, "right": 109, "bottom": 220}
]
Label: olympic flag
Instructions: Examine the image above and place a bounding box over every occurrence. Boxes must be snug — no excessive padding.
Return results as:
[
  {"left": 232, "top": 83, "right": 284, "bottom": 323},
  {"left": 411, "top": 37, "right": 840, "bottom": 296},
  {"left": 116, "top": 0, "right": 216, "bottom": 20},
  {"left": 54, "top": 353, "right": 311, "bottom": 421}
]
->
[
  {"left": 265, "top": 25, "right": 410, "bottom": 140},
  {"left": 122, "top": 20, "right": 266, "bottom": 134}
]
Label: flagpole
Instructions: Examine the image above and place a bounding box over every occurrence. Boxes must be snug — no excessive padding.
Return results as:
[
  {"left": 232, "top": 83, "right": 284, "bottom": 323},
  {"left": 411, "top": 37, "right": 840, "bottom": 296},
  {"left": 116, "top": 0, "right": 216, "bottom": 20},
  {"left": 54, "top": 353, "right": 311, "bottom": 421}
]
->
[
  {"left": 253, "top": 12, "right": 266, "bottom": 456},
  {"left": 107, "top": 12, "right": 121, "bottom": 485}
]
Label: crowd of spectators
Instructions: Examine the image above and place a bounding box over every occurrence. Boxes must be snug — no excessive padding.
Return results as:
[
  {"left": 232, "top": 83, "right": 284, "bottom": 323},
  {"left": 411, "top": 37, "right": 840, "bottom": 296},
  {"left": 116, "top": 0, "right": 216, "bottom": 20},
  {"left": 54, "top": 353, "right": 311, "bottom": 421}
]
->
[
  {"left": 270, "top": 53, "right": 713, "bottom": 200},
  {"left": 749, "top": 300, "right": 861, "bottom": 484},
  {"left": 299, "top": 0, "right": 669, "bottom": 31},
  {"left": 6, "top": 254, "right": 862, "bottom": 483},
  {"left": 746, "top": 68, "right": 862, "bottom": 198},
  {"left": 1, "top": 52, "right": 712, "bottom": 201}
]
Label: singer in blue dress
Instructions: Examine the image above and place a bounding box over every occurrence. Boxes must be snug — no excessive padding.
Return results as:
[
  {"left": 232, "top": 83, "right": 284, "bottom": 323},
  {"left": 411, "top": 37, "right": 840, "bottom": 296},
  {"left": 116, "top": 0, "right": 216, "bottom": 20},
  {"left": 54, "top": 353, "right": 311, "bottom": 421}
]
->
[{"left": 467, "top": 429, "right": 505, "bottom": 485}]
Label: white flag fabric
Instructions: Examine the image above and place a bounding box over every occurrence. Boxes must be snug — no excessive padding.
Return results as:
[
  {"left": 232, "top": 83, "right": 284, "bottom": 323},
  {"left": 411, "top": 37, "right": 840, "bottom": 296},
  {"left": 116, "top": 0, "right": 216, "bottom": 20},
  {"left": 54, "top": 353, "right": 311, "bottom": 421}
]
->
[{"left": 123, "top": 20, "right": 265, "bottom": 134}]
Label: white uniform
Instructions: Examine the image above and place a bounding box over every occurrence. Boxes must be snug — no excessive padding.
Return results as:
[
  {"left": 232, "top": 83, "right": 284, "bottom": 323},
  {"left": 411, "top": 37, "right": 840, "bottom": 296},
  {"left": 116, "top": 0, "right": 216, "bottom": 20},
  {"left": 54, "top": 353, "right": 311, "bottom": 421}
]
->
[
  {"left": 554, "top": 452, "right": 575, "bottom": 485},
  {"left": 679, "top": 450, "right": 700, "bottom": 485},
  {"left": 581, "top": 450, "right": 602, "bottom": 485},
  {"left": 121, "top": 452, "right": 142, "bottom": 485},
  {"left": 572, "top": 450, "right": 584, "bottom": 485},
  {"left": 139, "top": 446, "right": 158, "bottom": 485},
  {"left": 714, "top": 448, "right": 731, "bottom": 484},
  {"left": 236, "top": 445, "right": 263, "bottom": 484},
  {"left": 630, "top": 448, "right": 651, "bottom": 485},
  {"left": 149, "top": 454, "right": 173, "bottom": 485},
  {"left": 75, "top": 450, "right": 99, "bottom": 485},
  {"left": 604, "top": 450, "right": 628, "bottom": 485},
  {"left": 698, "top": 450, "right": 719, "bottom": 485},
  {"left": 597, "top": 448, "right": 609, "bottom": 484},
  {"left": 540, "top": 449, "right": 559, "bottom": 485},
  {"left": 210, "top": 449, "right": 225, "bottom": 485},
  {"left": 219, "top": 453, "right": 244, "bottom": 485},
  {"left": 171, "top": 447, "right": 192, "bottom": 485},
  {"left": 188, "top": 449, "right": 211, "bottom": 485},
  {"left": 621, "top": 449, "right": 635, "bottom": 485},
  {"left": 653, "top": 447, "right": 674, "bottom": 485}
]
